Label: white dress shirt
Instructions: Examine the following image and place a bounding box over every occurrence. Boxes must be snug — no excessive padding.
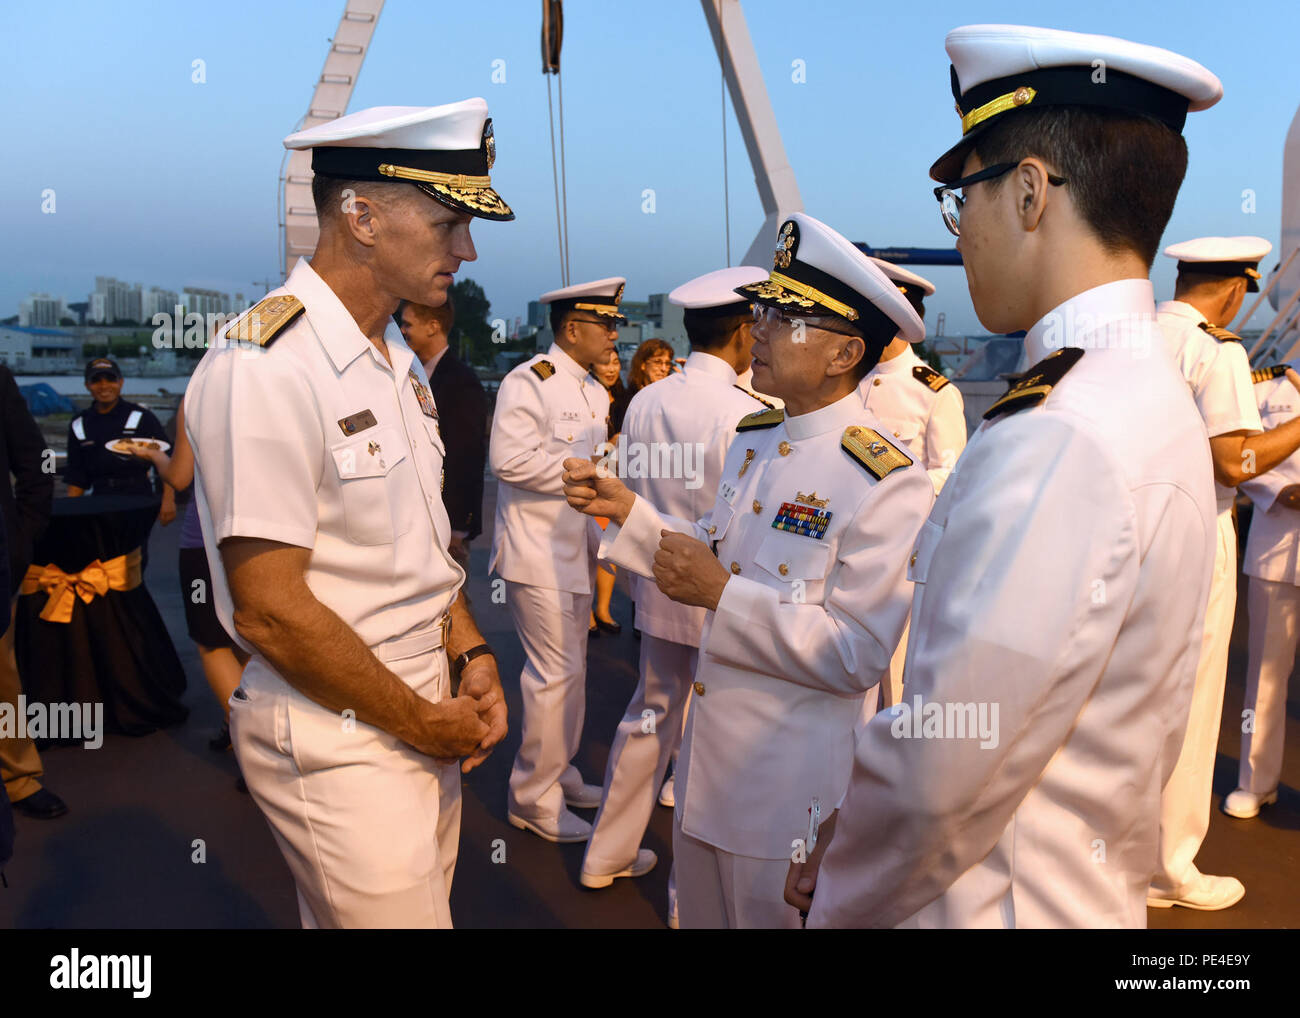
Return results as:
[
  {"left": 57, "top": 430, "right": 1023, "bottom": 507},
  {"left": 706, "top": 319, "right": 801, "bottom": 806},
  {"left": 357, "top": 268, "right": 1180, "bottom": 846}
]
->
[
  {"left": 1242, "top": 362, "right": 1300, "bottom": 585},
  {"left": 810, "top": 279, "right": 1217, "bottom": 928},
  {"left": 186, "top": 258, "right": 462, "bottom": 653}
]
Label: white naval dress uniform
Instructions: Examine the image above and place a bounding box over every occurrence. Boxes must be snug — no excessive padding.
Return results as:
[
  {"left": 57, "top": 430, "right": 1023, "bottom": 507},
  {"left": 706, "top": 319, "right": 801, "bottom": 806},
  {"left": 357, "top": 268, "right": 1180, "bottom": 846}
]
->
[
  {"left": 858, "top": 344, "right": 968, "bottom": 708},
  {"left": 489, "top": 343, "right": 608, "bottom": 822},
  {"left": 186, "top": 259, "right": 465, "bottom": 928},
  {"left": 1238, "top": 363, "right": 1300, "bottom": 798},
  {"left": 1151, "top": 299, "right": 1261, "bottom": 896},
  {"left": 582, "top": 352, "right": 763, "bottom": 880},
  {"left": 601, "top": 391, "right": 935, "bottom": 927},
  {"left": 809, "top": 280, "right": 1217, "bottom": 928}
]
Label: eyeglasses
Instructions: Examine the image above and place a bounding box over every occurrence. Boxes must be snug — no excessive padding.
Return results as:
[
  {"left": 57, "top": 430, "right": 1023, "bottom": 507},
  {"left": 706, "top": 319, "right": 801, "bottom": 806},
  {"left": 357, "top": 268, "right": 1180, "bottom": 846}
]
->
[
  {"left": 752, "top": 302, "right": 860, "bottom": 338},
  {"left": 933, "top": 161, "right": 1068, "bottom": 237},
  {"left": 571, "top": 317, "right": 620, "bottom": 333}
]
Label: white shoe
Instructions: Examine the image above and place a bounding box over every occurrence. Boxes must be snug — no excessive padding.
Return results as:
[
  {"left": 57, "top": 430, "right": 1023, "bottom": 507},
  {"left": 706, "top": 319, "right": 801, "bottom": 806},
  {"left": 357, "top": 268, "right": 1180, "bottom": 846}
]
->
[
  {"left": 658, "top": 775, "right": 675, "bottom": 808},
  {"left": 507, "top": 809, "right": 592, "bottom": 844},
  {"left": 579, "top": 849, "right": 657, "bottom": 889},
  {"left": 563, "top": 783, "right": 603, "bottom": 810},
  {"left": 1222, "top": 787, "right": 1278, "bottom": 819},
  {"left": 1147, "top": 873, "right": 1245, "bottom": 911}
]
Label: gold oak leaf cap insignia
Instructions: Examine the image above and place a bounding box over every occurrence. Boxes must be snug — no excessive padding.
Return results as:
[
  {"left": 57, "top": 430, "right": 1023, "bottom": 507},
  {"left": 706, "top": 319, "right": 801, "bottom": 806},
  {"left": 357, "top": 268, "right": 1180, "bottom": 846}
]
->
[
  {"left": 1252, "top": 364, "right": 1289, "bottom": 384},
  {"left": 912, "top": 363, "right": 950, "bottom": 391},
  {"left": 736, "top": 407, "right": 785, "bottom": 431},
  {"left": 530, "top": 359, "right": 556, "bottom": 380},
  {"left": 1199, "top": 321, "right": 1243, "bottom": 343},
  {"left": 842, "top": 426, "right": 912, "bottom": 479},
  {"left": 224, "top": 294, "right": 304, "bottom": 348},
  {"left": 983, "top": 347, "right": 1084, "bottom": 420}
]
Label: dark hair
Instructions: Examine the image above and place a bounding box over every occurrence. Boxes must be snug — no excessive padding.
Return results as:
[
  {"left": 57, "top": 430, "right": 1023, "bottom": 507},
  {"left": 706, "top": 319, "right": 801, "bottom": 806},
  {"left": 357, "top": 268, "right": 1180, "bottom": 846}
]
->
[
  {"left": 311, "top": 175, "right": 415, "bottom": 221},
  {"left": 629, "top": 338, "right": 675, "bottom": 390},
  {"left": 684, "top": 309, "right": 747, "bottom": 351},
  {"left": 846, "top": 324, "right": 884, "bottom": 382},
  {"left": 399, "top": 295, "right": 456, "bottom": 335},
  {"left": 972, "top": 106, "right": 1188, "bottom": 267},
  {"left": 549, "top": 305, "right": 570, "bottom": 337}
]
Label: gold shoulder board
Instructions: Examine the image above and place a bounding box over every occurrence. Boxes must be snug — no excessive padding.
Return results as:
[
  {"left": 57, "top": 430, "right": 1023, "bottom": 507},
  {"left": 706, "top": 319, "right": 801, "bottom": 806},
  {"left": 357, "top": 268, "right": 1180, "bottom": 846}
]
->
[
  {"left": 736, "top": 407, "right": 785, "bottom": 431},
  {"left": 842, "top": 426, "right": 912, "bottom": 480},
  {"left": 1199, "top": 321, "right": 1242, "bottom": 343},
  {"left": 1252, "top": 364, "right": 1288, "bottom": 384},
  {"left": 531, "top": 359, "right": 556, "bottom": 380},
  {"left": 912, "top": 363, "right": 950, "bottom": 392},
  {"left": 983, "top": 347, "right": 1084, "bottom": 421},
  {"left": 735, "top": 384, "right": 776, "bottom": 410},
  {"left": 224, "top": 295, "right": 304, "bottom": 348}
]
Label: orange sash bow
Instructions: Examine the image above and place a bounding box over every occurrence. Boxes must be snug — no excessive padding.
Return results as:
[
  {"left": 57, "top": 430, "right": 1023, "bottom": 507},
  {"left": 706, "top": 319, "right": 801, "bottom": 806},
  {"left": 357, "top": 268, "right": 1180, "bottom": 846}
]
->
[{"left": 20, "top": 548, "right": 143, "bottom": 623}]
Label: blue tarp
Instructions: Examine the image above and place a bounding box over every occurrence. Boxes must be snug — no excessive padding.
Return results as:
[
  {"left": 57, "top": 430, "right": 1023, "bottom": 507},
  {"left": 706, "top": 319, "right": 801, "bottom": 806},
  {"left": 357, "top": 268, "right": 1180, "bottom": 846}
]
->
[{"left": 18, "top": 383, "right": 75, "bottom": 416}]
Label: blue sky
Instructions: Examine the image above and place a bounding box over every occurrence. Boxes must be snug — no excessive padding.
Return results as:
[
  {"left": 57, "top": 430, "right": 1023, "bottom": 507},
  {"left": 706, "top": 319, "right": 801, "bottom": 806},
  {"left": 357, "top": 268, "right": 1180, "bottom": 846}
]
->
[{"left": 3, "top": 0, "right": 1298, "bottom": 336}]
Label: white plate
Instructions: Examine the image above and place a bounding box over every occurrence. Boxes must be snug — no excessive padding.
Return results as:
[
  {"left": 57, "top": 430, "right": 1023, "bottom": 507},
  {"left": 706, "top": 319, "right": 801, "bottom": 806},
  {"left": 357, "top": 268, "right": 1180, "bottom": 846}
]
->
[{"left": 105, "top": 438, "right": 171, "bottom": 455}]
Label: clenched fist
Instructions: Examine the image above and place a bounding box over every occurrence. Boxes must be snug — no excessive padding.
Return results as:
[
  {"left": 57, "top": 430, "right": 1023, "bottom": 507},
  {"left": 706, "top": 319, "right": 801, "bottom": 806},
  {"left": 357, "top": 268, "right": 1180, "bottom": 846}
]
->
[
  {"left": 652, "top": 530, "right": 730, "bottom": 611},
  {"left": 563, "top": 457, "right": 636, "bottom": 524}
]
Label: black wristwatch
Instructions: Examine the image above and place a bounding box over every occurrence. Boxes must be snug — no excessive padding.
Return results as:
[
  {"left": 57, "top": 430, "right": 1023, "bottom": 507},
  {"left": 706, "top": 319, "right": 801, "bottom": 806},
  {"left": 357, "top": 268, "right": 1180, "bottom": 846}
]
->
[{"left": 454, "top": 644, "right": 495, "bottom": 674}]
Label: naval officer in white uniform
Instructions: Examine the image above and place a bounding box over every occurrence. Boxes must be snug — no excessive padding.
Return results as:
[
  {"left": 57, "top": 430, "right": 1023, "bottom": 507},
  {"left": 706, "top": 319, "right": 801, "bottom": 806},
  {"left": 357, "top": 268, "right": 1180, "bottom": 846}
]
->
[
  {"left": 565, "top": 213, "right": 936, "bottom": 927},
  {"left": 490, "top": 279, "right": 623, "bottom": 842},
  {"left": 1150, "top": 237, "right": 1294, "bottom": 910},
  {"left": 577, "top": 267, "right": 768, "bottom": 920},
  {"left": 858, "top": 261, "right": 967, "bottom": 708},
  {"left": 791, "top": 25, "right": 1221, "bottom": 928},
  {"left": 1226, "top": 359, "right": 1300, "bottom": 819},
  {"left": 186, "top": 100, "right": 511, "bottom": 928}
]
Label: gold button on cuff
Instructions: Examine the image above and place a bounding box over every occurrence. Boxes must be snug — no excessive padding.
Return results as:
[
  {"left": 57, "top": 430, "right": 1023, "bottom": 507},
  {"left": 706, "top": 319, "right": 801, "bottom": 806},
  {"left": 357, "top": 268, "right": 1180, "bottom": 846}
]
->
[
  {"left": 708, "top": 525, "right": 717, "bottom": 536},
  {"left": 872, "top": 378, "right": 882, "bottom": 386},
  {"left": 778, "top": 563, "right": 789, "bottom": 576},
  {"left": 730, "top": 562, "right": 741, "bottom": 574},
  {"left": 778, "top": 441, "right": 791, "bottom": 456},
  {"left": 752, "top": 500, "right": 762, "bottom": 514},
  {"left": 693, "top": 682, "right": 705, "bottom": 696},
  {"left": 910, "top": 551, "right": 918, "bottom": 567}
]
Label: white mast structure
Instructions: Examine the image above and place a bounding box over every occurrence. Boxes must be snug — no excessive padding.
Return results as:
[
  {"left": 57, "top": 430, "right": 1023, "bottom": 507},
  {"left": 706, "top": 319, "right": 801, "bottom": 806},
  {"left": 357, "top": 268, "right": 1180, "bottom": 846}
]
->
[
  {"left": 700, "top": 0, "right": 803, "bottom": 267},
  {"left": 279, "top": 0, "right": 386, "bottom": 280}
]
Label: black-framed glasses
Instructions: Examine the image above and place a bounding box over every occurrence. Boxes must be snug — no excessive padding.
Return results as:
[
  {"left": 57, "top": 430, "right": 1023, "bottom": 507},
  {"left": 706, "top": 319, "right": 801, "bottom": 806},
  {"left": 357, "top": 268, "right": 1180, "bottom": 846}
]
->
[
  {"left": 571, "top": 316, "right": 620, "bottom": 332},
  {"left": 933, "top": 161, "right": 1068, "bottom": 237}
]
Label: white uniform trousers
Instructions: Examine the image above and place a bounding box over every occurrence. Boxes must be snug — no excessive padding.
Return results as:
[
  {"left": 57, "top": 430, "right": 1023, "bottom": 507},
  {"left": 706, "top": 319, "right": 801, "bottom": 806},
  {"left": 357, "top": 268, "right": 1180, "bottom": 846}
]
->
[
  {"left": 231, "top": 625, "right": 462, "bottom": 929},
  {"left": 584, "top": 634, "right": 695, "bottom": 873},
  {"left": 673, "top": 812, "right": 802, "bottom": 929},
  {"left": 505, "top": 580, "right": 590, "bottom": 822},
  {"left": 1153, "top": 508, "right": 1236, "bottom": 893},
  {"left": 1239, "top": 576, "right": 1298, "bottom": 794}
]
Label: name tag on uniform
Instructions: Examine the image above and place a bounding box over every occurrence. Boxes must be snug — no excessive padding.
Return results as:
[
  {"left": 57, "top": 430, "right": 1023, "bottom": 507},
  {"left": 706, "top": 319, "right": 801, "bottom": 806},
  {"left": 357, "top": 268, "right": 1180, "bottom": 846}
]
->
[
  {"left": 408, "top": 369, "right": 438, "bottom": 419},
  {"left": 338, "top": 409, "right": 378, "bottom": 436},
  {"left": 559, "top": 409, "right": 582, "bottom": 422},
  {"left": 771, "top": 501, "right": 832, "bottom": 539},
  {"left": 719, "top": 480, "right": 739, "bottom": 504}
]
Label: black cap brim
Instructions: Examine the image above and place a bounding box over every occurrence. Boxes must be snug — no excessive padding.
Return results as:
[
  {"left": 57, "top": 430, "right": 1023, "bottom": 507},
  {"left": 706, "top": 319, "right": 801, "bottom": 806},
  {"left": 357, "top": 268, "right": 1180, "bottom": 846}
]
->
[{"left": 413, "top": 181, "right": 514, "bottom": 222}]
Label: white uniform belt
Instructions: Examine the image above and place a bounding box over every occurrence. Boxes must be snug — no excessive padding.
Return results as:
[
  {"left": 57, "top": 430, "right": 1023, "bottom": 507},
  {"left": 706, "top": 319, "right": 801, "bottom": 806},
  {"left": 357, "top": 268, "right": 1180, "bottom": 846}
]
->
[{"left": 373, "top": 612, "right": 451, "bottom": 664}]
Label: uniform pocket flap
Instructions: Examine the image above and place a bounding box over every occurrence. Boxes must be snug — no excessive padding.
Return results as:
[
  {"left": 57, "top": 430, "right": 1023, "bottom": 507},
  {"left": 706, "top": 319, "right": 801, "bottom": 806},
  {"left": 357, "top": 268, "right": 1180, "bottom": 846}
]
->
[
  {"left": 331, "top": 426, "right": 407, "bottom": 480},
  {"left": 553, "top": 421, "right": 582, "bottom": 444},
  {"left": 755, "top": 532, "right": 831, "bottom": 581}
]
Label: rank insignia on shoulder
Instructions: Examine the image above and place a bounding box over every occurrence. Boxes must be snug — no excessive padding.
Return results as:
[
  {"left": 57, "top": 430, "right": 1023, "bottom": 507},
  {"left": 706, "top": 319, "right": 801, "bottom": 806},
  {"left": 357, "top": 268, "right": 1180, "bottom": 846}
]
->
[
  {"left": 531, "top": 359, "right": 556, "bottom": 380},
  {"left": 1199, "top": 321, "right": 1242, "bottom": 343},
  {"left": 736, "top": 407, "right": 784, "bottom": 431},
  {"left": 1252, "top": 364, "right": 1289, "bottom": 384},
  {"left": 735, "top": 384, "right": 777, "bottom": 410},
  {"left": 912, "top": 363, "right": 950, "bottom": 392},
  {"left": 983, "top": 347, "right": 1084, "bottom": 420},
  {"left": 224, "top": 294, "right": 304, "bottom": 348},
  {"left": 841, "top": 426, "right": 912, "bottom": 479},
  {"left": 772, "top": 500, "right": 832, "bottom": 539}
]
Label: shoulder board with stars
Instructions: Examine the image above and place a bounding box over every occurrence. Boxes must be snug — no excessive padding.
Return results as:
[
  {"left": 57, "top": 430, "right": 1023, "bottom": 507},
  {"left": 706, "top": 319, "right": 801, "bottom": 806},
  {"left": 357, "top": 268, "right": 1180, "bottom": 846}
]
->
[
  {"left": 1199, "top": 321, "right": 1242, "bottom": 343},
  {"left": 841, "top": 425, "right": 912, "bottom": 480},
  {"left": 983, "top": 348, "right": 1085, "bottom": 421},
  {"left": 736, "top": 407, "right": 785, "bottom": 431},
  {"left": 223, "top": 294, "right": 304, "bottom": 349},
  {"left": 1252, "top": 364, "right": 1289, "bottom": 384},
  {"left": 530, "top": 359, "right": 556, "bottom": 380},
  {"left": 912, "top": 363, "right": 950, "bottom": 392},
  {"left": 734, "top": 384, "right": 777, "bottom": 410}
]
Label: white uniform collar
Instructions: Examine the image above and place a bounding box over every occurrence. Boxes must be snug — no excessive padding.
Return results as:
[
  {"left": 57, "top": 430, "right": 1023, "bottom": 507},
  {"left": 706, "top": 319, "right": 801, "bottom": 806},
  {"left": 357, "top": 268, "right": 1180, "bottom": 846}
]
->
[
  {"left": 1155, "top": 299, "right": 1208, "bottom": 324},
  {"left": 548, "top": 342, "right": 594, "bottom": 380},
  {"left": 288, "top": 259, "right": 413, "bottom": 377},
  {"left": 1025, "top": 278, "right": 1156, "bottom": 363},
  {"left": 784, "top": 389, "right": 868, "bottom": 441},
  {"left": 682, "top": 350, "right": 740, "bottom": 383},
  {"left": 868, "top": 344, "right": 920, "bottom": 376}
]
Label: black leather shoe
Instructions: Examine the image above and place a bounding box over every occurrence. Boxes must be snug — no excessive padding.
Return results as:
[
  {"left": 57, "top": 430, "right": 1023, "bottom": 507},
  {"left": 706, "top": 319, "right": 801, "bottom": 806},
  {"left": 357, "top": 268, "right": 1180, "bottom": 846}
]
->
[
  {"left": 595, "top": 617, "right": 622, "bottom": 635},
  {"left": 209, "top": 723, "right": 231, "bottom": 752},
  {"left": 13, "top": 788, "right": 69, "bottom": 820}
]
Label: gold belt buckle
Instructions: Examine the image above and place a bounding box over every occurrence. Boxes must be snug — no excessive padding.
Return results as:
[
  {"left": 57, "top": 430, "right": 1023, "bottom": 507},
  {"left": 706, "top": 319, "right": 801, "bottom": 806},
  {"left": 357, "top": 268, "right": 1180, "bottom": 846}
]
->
[{"left": 439, "top": 612, "right": 451, "bottom": 649}]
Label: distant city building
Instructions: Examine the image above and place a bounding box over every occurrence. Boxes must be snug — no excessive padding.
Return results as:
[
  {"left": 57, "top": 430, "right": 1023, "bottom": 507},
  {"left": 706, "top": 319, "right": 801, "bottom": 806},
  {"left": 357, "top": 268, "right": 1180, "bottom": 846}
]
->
[
  {"left": 141, "top": 286, "right": 181, "bottom": 322},
  {"left": 527, "top": 300, "right": 547, "bottom": 329},
  {"left": 183, "top": 287, "right": 241, "bottom": 317},
  {"left": 0, "top": 326, "right": 80, "bottom": 371},
  {"left": 19, "top": 293, "right": 65, "bottom": 328},
  {"left": 89, "top": 276, "right": 142, "bottom": 324}
]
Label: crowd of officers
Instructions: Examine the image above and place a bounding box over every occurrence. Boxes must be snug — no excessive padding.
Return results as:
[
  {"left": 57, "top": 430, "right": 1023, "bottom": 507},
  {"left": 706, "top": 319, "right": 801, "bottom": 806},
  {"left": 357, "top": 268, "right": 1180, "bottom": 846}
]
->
[{"left": 171, "top": 21, "right": 1298, "bottom": 929}]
